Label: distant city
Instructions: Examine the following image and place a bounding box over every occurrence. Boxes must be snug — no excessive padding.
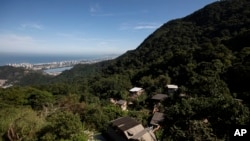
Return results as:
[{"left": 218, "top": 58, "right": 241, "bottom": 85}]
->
[{"left": 6, "top": 55, "right": 118, "bottom": 75}]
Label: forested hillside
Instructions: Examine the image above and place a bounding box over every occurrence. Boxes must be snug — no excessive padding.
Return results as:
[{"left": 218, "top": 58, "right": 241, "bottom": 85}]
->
[
  {"left": 103, "top": 0, "right": 250, "bottom": 97},
  {"left": 0, "top": 0, "right": 250, "bottom": 140}
]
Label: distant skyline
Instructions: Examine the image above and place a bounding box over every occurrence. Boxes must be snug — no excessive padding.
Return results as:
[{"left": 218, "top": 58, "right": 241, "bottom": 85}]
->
[{"left": 0, "top": 0, "right": 217, "bottom": 56}]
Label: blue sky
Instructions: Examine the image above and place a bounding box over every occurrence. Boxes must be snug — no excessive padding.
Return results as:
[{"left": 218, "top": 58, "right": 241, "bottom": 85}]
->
[{"left": 0, "top": 0, "right": 217, "bottom": 56}]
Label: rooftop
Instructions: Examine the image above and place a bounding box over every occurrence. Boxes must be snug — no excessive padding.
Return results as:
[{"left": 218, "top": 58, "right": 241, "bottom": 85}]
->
[
  {"left": 166, "top": 84, "right": 178, "bottom": 89},
  {"left": 111, "top": 117, "right": 140, "bottom": 131},
  {"left": 116, "top": 100, "right": 127, "bottom": 105},
  {"left": 150, "top": 112, "right": 165, "bottom": 125},
  {"left": 151, "top": 94, "right": 168, "bottom": 101},
  {"left": 129, "top": 87, "right": 143, "bottom": 92}
]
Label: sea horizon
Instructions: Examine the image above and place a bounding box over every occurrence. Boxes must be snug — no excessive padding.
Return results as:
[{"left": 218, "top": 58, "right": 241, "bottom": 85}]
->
[{"left": 0, "top": 53, "right": 120, "bottom": 66}]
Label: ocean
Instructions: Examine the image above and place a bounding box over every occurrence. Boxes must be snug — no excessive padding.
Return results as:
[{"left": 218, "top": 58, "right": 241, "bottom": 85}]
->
[{"left": 0, "top": 53, "right": 115, "bottom": 66}]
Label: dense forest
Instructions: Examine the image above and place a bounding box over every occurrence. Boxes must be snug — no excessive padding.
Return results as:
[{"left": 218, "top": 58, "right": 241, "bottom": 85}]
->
[{"left": 1, "top": 0, "right": 250, "bottom": 140}]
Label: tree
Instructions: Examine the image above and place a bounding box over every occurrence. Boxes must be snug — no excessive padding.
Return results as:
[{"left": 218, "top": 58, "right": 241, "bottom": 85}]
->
[
  {"left": 0, "top": 107, "right": 45, "bottom": 141},
  {"left": 28, "top": 89, "right": 54, "bottom": 110},
  {"left": 39, "top": 111, "right": 87, "bottom": 141}
]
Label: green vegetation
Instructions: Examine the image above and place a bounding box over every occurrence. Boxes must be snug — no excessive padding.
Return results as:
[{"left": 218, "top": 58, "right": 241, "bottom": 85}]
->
[{"left": 0, "top": 0, "right": 250, "bottom": 140}]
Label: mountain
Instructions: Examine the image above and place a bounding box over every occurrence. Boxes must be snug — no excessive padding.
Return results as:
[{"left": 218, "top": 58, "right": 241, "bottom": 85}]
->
[
  {"left": 16, "top": 0, "right": 250, "bottom": 98},
  {"left": 28, "top": 0, "right": 250, "bottom": 100},
  {"left": 100, "top": 0, "right": 250, "bottom": 96}
]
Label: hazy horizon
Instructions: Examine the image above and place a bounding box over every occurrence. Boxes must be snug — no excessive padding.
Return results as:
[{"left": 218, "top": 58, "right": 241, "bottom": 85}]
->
[{"left": 0, "top": 52, "right": 120, "bottom": 66}]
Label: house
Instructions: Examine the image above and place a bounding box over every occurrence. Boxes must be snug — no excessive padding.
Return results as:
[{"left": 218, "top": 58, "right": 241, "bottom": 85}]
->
[
  {"left": 110, "top": 98, "right": 128, "bottom": 111},
  {"left": 129, "top": 87, "right": 144, "bottom": 98},
  {"left": 166, "top": 84, "right": 178, "bottom": 94},
  {"left": 116, "top": 100, "right": 127, "bottom": 111},
  {"left": 151, "top": 94, "right": 168, "bottom": 102},
  {"left": 150, "top": 112, "right": 165, "bottom": 126},
  {"left": 151, "top": 94, "right": 168, "bottom": 113},
  {"left": 150, "top": 112, "right": 165, "bottom": 133},
  {"left": 107, "top": 117, "right": 157, "bottom": 141}
]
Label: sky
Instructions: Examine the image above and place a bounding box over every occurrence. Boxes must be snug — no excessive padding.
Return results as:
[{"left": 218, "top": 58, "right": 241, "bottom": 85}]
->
[{"left": 0, "top": 0, "right": 218, "bottom": 56}]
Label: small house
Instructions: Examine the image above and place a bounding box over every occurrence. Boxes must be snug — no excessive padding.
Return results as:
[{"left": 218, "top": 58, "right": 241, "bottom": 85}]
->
[
  {"left": 107, "top": 117, "right": 157, "bottom": 141},
  {"left": 151, "top": 94, "right": 168, "bottom": 112},
  {"left": 151, "top": 94, "right": 168, "bottom": 102},
  {"left": 151, "top": 94, "right": 168, "bottom": 111},
  {"left": 166, "top": 84, "right": 178, "bottom": 94},
  {"left": 129, "top": 87, "right": 144, "bottom": 98},
  {"left": 150, "top": 112, "right": 165, "bottom": 126},
  {"left": 150, "top": 112, "right": 165, "bottom": 133},
  {"left": 110, "top": 98, "right": 128, "bottom": 111},
  {"left": 116, "top": 100, "right": 127, "bottom": 111}
]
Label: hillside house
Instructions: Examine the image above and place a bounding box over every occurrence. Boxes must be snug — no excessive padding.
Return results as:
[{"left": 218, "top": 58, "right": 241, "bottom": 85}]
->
[
  {"left": 151, "top": 94, "right": 168, "bottom": 103},
  {"left": 151, "top": 94, "right": 168, "bottom": 112},
  {"left": 150, "top": 112, "right": 165, "bottom": 133},
  {"left": 166, "top": 84, "right": 178, "bottom": 94},
  {"left": 110, "top": 98, "right": 128, "bottom": 111},
  {"left": 150, "top": 112, "right": 165, "bottom": 126},
  {"left": 129, "top": 87, "right": 144, "bottom": 98},
  {"left": 117, "top": 100, "right": 127, "bottom": 111},
  {"left": 107, "top": 117, "right": 157, "bottom": 141}
]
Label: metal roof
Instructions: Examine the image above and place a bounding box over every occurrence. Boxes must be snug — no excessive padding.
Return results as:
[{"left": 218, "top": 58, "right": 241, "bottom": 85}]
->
[
  {"left": 129, "top": 87, "right": 143, "bottom": 92},
  {"left": 117, "top": 100, "right": 126, "bottom": 105},
  {"left": 151, "top": 94, "right": 168, "bottom": 101},
  {"left": 111, "top": 117, "right": 140, "bottom": 131},
  {"left": 150, "top": 112, "right": 165, "bottom": 125},
  {"left": 166, "top": 84, "right": 178, "bottom": 89}
]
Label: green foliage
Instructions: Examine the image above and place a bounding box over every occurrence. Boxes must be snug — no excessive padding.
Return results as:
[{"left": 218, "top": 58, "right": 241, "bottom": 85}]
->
[
  {"left": 81, "top": 103, "right": 127, "bottom": 131},
  {"left": 163, "top": 97, "right": 250, "bottom": 140},
  {"left": 0, "top": 107, "right": 45, "bottom": 141},
  {"left": 39, "top": 111, "right": 87, "bottom": 141},
  {"left": 28, "top": 89, "right": 54, "bottom": 110},
  {"left": 90, "top": 74, "right": 132, "bottom": 99},
  {"left": 0, "top": 87, "right": 54, "bottom": 108},
  {"left": 127, "top": 109, "right": 150, "bottom": 126}
]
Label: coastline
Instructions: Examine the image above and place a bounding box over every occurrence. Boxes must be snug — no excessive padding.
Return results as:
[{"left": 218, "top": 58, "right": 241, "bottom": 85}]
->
[
  {"left": 0, "top": 53, "right": 120, "bottom": 66},
  {"left": 2, "top": 54, "right": 119, "bottom": 76}
]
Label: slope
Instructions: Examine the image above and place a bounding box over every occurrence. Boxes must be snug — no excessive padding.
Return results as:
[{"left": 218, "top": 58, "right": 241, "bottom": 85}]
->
[{"left": 101, "top": 0, "right": 250, "bottom": 97}]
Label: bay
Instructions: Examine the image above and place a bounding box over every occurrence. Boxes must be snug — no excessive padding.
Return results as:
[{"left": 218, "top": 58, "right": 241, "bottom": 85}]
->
[{"left": 44, "top": 66, "right": 73, "bottom": 73}]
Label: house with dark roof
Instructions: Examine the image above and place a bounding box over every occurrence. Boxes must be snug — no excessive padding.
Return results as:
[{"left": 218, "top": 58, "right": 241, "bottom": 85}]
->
[
  {"left": 150, "top": 112, "right": 165, "bottom": 126},
  {"left": 150, "top": 112, "right": 165, "bottom": 133},
  {"left": 107, "top": 117, "right": 157, "bottom": 141},
  {"left": 151, "top": 94, "right": 168, "bottom": 102},
  {"left": 151, "top": 94, "right": 168, "bottom": 113}
]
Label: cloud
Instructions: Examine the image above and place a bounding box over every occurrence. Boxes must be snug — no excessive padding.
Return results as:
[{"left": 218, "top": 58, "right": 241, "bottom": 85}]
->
[
  {"left": 0, "top": 33, "right": 126, "bottom": 55},
  {"left": 89, "top": 3, "right": 115, "bottom": 17},
  {"left": 89, "top": 3, "right": 100, "bottom": 13},
  {"left": 0, "top": 33, "right": 44, "bottom": 54},
  {"left": 20, "top": 23, "right": 43, "bottom": 30},
  {"left": 120, "top": 22, "right": 162, "bottom": 30},
  {"left": 133, "top": 23, "right": 162, "bottom": 30},
  {"left": 0, "top": 34, "right": 36, "bottom": 47}
]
